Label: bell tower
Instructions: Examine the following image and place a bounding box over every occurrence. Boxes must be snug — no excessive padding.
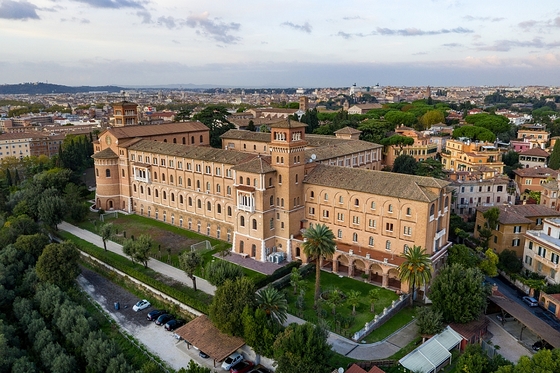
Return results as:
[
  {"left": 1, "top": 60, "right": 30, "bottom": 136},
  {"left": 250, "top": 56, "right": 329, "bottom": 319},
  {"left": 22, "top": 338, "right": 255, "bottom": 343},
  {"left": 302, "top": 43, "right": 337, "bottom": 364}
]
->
[{"left": 269, "top": 119, "right": 308, "bottom": 260}]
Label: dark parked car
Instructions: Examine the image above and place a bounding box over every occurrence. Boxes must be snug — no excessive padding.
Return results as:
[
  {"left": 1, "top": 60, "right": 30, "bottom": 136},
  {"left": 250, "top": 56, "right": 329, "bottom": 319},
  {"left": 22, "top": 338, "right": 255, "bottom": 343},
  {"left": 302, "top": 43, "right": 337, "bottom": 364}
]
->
[
  {"left": 199, "top": 351, "right": 209, "bottom": 359},
  {"left": 164, "top": 319, "right": 186, "bottom": 331},
  {"left": 532, "top": 340, "right": 552, "bottom": 351},
  {"left": 147, "top": 309, "right": 167, "bottom": 321},
  {"left": 230, "top": 361, "right": 254, "bottom": 373},
  {"left": 155, "top": 314, "right": 174, "bottom": 326}
]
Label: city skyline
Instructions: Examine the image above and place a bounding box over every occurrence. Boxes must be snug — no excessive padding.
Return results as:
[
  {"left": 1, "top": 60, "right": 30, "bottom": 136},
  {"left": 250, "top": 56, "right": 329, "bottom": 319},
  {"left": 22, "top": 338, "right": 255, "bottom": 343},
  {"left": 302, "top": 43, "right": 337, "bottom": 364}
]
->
[{"left": 1, "top": 0, "right": 560, "bottom": 87}]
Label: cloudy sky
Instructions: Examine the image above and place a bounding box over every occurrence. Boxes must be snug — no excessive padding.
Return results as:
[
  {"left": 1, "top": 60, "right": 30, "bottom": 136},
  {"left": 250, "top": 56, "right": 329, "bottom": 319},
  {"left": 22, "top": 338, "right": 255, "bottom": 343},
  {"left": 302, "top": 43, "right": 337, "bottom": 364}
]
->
[{"left": 1, "top": 0, "right": 560, "bottom": 87}]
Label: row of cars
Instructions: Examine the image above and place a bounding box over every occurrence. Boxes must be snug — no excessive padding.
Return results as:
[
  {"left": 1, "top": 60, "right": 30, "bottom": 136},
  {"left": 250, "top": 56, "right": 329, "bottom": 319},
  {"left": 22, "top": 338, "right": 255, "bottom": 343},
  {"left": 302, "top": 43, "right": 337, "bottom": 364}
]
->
[{"left": 133, "top": 300, "right": 186, "bottom": 331}]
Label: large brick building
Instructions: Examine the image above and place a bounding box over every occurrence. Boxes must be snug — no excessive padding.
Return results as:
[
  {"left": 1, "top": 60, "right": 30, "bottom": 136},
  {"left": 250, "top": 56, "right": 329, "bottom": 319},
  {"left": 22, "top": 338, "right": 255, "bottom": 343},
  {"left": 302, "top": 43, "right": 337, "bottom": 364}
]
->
[{"left": 93, "top": 120, "right": 452, "bottom": 291}]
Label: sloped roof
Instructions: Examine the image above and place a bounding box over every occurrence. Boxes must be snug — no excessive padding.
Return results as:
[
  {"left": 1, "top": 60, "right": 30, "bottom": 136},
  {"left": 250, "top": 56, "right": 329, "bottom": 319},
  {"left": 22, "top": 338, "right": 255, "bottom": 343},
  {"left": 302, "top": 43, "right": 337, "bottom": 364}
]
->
[
  {"left": 477, "top": 204, "right": 560, "bottom": 224},
  {"left": 304, "top": 164, "right": 449, "bottom": 203},
  {"left": 126, "top": 139, "right": 255, "bottom": 165},
  {"left": 334, "top": 126, "right": 362, "bottom": 135},
  {"left": 270, "top": 119, "right": 307, "bottom": 129},
  {"left": 232, "top": 156, "right": 275, "bottom": 174},
  {"left": 513, "top": 166, "right": 558, "bottom": 178},
  {"left": 519, "top": 148, "right": 550, "bottom": 157},
  {"left": 174, "top": 315, "right": 245, "bottom": 362},
  {"left": 399, "top": 326, "right": 462, "bottom": 373},
  {"left": 220, "top": 129, "right": 271, "bottom": 142},
  {"left": 104, "top": 122, "right": 208, "bottom": 139},
  {"left": 92, "top": 147, "right": 118, "bottom": 159},
  {"left": 304, "top": 140, "right": 381, "bottom": 162}
]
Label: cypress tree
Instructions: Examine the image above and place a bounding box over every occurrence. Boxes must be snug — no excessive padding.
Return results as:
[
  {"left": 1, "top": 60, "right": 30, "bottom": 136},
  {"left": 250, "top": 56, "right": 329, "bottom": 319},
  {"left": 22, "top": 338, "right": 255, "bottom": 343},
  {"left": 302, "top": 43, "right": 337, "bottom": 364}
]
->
[
  {"left": 549, "top": 140, "right": 560, "bottom": 170},
  {"left": 14, "top": 169, "right": 20, "bottom": 185},
  {"left": 5, "top": 169, "right": 12, "bottom": 186}
]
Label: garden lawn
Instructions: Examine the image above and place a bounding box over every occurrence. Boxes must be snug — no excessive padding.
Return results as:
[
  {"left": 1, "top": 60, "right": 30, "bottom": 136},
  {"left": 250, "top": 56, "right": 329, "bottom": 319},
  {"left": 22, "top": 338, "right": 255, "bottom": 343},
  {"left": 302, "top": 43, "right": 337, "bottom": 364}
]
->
[
  {"left": 76, "top": 213, "right": 265, "bottom": 283},
  {"left": 284, "top": 271, "right": 399, "bottom": 337},
  {"left": 362, "top": 307, "right": 416, "bottom": 343}
]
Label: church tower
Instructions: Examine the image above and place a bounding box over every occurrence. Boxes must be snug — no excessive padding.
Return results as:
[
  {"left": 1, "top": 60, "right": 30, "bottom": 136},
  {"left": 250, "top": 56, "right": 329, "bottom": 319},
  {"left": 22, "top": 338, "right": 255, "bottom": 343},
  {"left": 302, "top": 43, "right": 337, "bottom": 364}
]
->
[{"left": 269, "top": 120, "right": 308, "bottom": 261}]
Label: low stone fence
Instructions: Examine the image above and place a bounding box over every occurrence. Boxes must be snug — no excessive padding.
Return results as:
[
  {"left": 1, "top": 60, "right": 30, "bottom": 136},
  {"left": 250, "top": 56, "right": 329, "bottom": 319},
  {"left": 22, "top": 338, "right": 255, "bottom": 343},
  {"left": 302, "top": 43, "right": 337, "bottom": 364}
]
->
[{"left": 352, "top": 294, "right": 410, "bottom": 342}]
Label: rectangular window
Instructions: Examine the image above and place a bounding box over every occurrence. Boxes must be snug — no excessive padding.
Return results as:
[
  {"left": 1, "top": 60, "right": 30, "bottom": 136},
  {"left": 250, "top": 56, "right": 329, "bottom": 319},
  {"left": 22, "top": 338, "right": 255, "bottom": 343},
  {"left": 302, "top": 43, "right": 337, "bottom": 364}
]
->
[
  {"left": 322, "top": 210, "right": 329, "bottom": 218},
  {"left": 525, "top": 255, "right": 532, "bottom": 265},
  {"left": 538, "top": 246, "right": 547, "bottom": 257},
  {"left": 337, "top": 213, "right": 344, "bottom": 221},
  {"left": 551, "top": 253, "right": 559, "bottom": 265},
  {"left": 386, "top": 223, "right": 394, "bottom": 232},
  {"left": 403, "top": 226, "right": 411, "bottom": 235},
  {"left": 369, "top": 219, "right": 376, "bottom": 228},
  {"left": 512, "top": 239, "right": 520, "bottom": 247},
  {"left": 309, "top": 207, "right": 315, "bottom": 215},
  {"left": 513, "top": 226, "right": 522, "bottom": 233},
  {"left": 528, "top": 241, "right": 533, "bottom": 250},
  {"left": 352, "top": 216, "right": 359, "bottom": 225}
]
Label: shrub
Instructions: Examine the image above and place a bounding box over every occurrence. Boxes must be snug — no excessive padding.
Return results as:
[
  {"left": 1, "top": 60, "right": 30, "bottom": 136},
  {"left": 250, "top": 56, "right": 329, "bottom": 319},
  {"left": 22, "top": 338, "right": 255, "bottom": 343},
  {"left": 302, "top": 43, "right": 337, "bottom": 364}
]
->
[{"left": 254, "top": 260, "right": 302, "bottom": 289}]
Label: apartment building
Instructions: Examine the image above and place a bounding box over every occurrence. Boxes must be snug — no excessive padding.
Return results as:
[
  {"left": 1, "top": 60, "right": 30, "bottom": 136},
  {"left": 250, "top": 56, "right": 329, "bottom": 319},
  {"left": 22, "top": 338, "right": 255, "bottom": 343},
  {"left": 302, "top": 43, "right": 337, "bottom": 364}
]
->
[
  {"left": 513, "top": 167, "right": 558, "bottom": 194},
  {"left": 475, "top": 204, "right": 560, "bottom": 256},
  {"left": 383, "top": 126, "right": 438, "bottom": 168},
  {"left": 523, "top": 218, "right": 560, "bottom": 285},
  {"left": 450, "top": 174, "right": 510, "bottom": 218},
  {"left": 111, "top": 101, "right": 139, "bottom": 127},
  {"left": 93, "top": 120, "right": 451, "bottom": 292},
  {"left": 518, "top": 148, "right": 549, "bottom": 169},
  {"left": 441, "top": 138, "right": 504, "bottom": 176},
  {"left": 517, "top": 127, "right": 549, "bottom": 149},
  {"left": 0, "top": 132, "right": 64, "bottom": 160}
]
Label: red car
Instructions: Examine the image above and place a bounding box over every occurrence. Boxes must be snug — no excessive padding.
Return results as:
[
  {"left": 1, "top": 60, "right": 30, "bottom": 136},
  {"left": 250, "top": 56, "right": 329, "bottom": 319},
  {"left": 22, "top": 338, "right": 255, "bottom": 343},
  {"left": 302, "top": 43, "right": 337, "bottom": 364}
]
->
[{"left": 230, "top": 361, "right": 254, "bottom": 373}]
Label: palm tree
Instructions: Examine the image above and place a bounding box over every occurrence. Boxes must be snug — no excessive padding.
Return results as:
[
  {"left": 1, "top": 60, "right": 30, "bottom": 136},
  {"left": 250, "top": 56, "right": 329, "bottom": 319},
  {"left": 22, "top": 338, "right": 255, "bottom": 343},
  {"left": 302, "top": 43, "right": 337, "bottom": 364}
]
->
[
  {"left": 256, "top": 286, "right": 288, "bottom": 325},
  {"left": 302, "top": 223, "right": 336, "bottom": 307},
  {"left": 347, "top": 290, "right": 361, "bottom": 316},
  {"left": 398, "top": 245, "right": 432, "bottom": 306},
  {"left": 368, "top": 288, "right": 380, "bottom": 313}
]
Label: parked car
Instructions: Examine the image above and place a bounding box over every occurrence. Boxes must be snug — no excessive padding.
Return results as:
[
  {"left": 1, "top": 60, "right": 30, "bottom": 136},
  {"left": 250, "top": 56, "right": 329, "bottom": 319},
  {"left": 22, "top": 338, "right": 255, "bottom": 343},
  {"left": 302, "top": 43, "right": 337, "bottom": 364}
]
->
[
  {"left": 199, "top": 351, "right": 210, "bottom": 359},
  {"left": 132, "top": 299, "right": 150, "bottom": 312},
  {"left": 155, "top": 314, "right": 174, "bottom": 326},
  {"left": 532, "top": 340, "right": 552, "bottom": 351},
  {"left": 248, "top": 367, "right": 270, "bottom": 373},
  {"left": 164, "top": 319, "right": 186, "bottom": 331},
  {"left": 147, "top": 309, "right": 167, "bottom": 321},
  {"left": 221, "top": 352, "right": 243, "bottom": 370},
  {"left": 230, "top": 361, "right": 254, "bottom": 373},
  {"left": 496, "top": 313, "right": 515, "bottom": 322},
  {"left": 522, "top": 296, "right": 538, "bottom": 307}
]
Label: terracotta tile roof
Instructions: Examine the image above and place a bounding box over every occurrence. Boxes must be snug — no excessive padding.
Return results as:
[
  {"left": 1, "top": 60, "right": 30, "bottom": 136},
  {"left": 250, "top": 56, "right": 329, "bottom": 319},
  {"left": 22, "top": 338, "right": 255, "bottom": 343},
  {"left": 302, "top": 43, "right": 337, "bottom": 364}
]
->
[
  {"left": 334, "top": 126, "right": 362, "bottom": 135},
  {"left": 513, "top": 167, "right": 558, "bottom": 178},
  {"left": 345, "top": 364, "right": 367, "bottom": 373},
  {"left": 305, "top": 141, "right": 382, "bottom": 162},
  {"left": 0, "top": 132, "right": 48, "bottom": 140},
  {"left": 304, "top": 164, "right": 449, "bottom": 202},
  {"left": 174, "top": 315, "right": 245, "bottom": 362},
  {"left": 477, "top": 204, "right": 560, "bottom": 224},
  {"left": 126, "top": 139, "right": 256, "bottom": 165},
  {"left": 232, "top": 156, "right": 275, "bottom": 174},
  {"left": 306, "top": 134, "right": 349, "bottom": 147},
  {"left": 519, "top": 148, "right": 550, "bottom": 157},
  {"left": 91, "top": 147, "right": 118, "bottom": 159},
  {"left": 449, "top": 315, "right": 488, "bottom": 340},
  {"left": 270, "top": 119, "right": 307, "bottom": 129},
  {"left": 104, "top": 122, "right": 208, "bottom": 139},
  {"left": 220, "top": 129, "right": 271, "bottom": 142}
]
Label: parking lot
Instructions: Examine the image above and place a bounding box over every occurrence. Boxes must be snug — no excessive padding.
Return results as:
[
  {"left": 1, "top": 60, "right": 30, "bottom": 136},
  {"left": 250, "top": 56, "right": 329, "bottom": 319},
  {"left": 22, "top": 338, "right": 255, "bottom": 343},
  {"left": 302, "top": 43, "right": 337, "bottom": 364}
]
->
[{"left": 78, "top": 267, "right": 219, "bottom": 371}]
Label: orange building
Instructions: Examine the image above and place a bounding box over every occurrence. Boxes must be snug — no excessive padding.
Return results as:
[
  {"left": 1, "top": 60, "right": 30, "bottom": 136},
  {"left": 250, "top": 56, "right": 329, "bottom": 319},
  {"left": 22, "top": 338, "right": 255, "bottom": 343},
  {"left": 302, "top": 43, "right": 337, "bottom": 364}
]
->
[
  {"left": 441, "top": 138, "right": 504, "bottom": 176},
  {"left": 383, "top": 125, "right": 438, "bottom": 168}
]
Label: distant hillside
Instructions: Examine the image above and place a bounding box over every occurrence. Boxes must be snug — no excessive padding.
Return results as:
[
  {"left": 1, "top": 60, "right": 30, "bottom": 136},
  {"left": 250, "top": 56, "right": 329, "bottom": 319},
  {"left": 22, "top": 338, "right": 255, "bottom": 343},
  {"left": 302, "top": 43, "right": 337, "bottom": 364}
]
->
[{"left": 0, "top": 83, "right": 124, "bottom": 95}]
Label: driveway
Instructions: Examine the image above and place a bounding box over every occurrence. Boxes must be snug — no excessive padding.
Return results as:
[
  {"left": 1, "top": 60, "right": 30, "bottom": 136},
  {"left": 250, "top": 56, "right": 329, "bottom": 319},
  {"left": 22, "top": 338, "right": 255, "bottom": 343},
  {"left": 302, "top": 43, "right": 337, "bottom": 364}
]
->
[{"left": 78, "top": 267, "right": 216, "bottom": 371}]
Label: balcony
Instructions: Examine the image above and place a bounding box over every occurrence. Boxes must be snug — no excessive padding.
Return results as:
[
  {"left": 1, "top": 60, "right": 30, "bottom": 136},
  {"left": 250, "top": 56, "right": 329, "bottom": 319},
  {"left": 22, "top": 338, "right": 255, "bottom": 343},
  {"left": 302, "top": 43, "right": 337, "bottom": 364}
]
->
[
  {"left": 535, "top": 255, "right": 559, "bottom": 270},
  {"left": 237, "top": 204, "right": 255, "bottom": 213}
]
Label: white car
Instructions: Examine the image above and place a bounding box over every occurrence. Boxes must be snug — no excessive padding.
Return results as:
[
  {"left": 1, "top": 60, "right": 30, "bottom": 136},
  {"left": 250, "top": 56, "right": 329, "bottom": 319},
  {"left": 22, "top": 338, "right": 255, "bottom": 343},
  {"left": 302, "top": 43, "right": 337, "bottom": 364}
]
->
[
  {"left": 132, "top": 299, "right": 151, "bottom": 312},
  {"left": 221, "top": 352, "right": 243, "bottom": 370}
]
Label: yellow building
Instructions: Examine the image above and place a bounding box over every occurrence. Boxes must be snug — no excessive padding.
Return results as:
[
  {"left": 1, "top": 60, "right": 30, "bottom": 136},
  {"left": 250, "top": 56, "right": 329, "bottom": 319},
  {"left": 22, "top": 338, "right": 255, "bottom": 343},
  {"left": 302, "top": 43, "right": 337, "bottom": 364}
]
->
[
  {"left": 523, "top": 218, "right": 560, "bottom": 285},
  {"left": 383, "top": 126, "right": 438, "bottom": 168},
  {"left": 441, "top": 138, "right": 504, "bottom": 176},
  {"left": 517, "top": 127, "right": 549, "bottom": 149},
  {"left": 93, "top": 120, "right": 451, "bottom": 292}
]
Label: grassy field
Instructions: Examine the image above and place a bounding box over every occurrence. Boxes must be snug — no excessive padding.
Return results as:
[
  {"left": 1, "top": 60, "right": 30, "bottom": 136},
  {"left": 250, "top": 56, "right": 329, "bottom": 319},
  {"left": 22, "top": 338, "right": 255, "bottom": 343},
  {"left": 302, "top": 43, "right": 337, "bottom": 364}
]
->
[
  {"left": 362, "top": 307, "right": 416, "bottom": 343},
  {"left": 284, "top": 271, "right": 400, "bottom": 337},
  {"left": 77, "top": 212, "right": 266, "bottom": 282}
]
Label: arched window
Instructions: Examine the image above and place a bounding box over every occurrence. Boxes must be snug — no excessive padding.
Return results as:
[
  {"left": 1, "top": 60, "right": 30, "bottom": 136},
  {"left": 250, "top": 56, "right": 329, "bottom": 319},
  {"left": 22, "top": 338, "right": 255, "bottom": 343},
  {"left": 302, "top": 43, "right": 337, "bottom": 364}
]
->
[
  {"left": 386, "top": 240, "right": 391, "bottom": 250},
  {"left": 353, "top": 233, "right": 358, "bottom": 242},
  {"left": 96, "top": 169, "right": 99, "bottom": 177},
  {"left": 170, "top": 175, "right": 174, "bottom": 183},
  {"left": 227, "top": 206, "right": 232, "bottom": 216},
  {"left": 354, "top": 199, "right": 359, "bottom": 206},
  {"left": 122, "top": 169, "right": 125, "bottom": 177},
  {"left": 406, "top": 207, "right": 412, "bottom": 215},
  {"left": 188, "top": 197, "right": 192, "bottom": 206},
  {"left": 148, "top": 188, "right": 151, "bottom": 196},
  {"left": 179, "top": 176, "right": 182, "bottom": 185},
  {"left": 310, "top": 191, "right": 314, "bottom": 198},
  {"left": 279, "top": 175, "right": 282, "bottom": 183},
  {"left": 270, "top": 196, "right": 274, "bottom": 206},
  {"left": 246, "top": 177, "right": 250, "bottom": 186},
  {"left": 197, "top": 180, "right": 201, "bottom": 189},
  {"left": 188, "top": 178, "right": 192, "bottom": 187},
  {"left": 217, "top": 204, "right": 222, "bottom": 214},
  {"left": 388, "top": 204, "right": 393, "bottom": 212},
  {"left": 324, "top": 193, "right": 328, "bottom": 201},
  {"left": 162, "top": 173, "right": 166, "bottom": 182},
  {"left": 369, "top": 237, "right": 374, "bottom": 246},
  {"left": 371, "top": 201, "right": 376, "bottom": 209},
  {"left": 252, "top": 219, "right": 257, "bottom": 229},
  {"left": 154, "top": 172, "right": 158, "bottom": 180},
  {"left": 239, "top": 241, "right": 244, "bottom": 253},
  {"left": 295, "top": 174, "right": 298, "bottom": 183},
  {"left": 269, "top": 177, "right": 272, "bottom": 186},
  {"left": 171, "top": 193, "right": 175, "bottom": 202},
  {"left": 445, "top": 196, "right": 449, "bottom": 207},
  {"left": 200, "top": 135, "right": 203, "bottom": 143},
  {"left": 217, "top": 184, "right": 221, "bottom": 193},
  {"left": 197, "top": 199, "right": 201, "bottom": 208},
  {"left": 240, "top": 216, "right": 245, "bottom": 226},
  {"left": 251, "top": 244, "right": 256, "bottom": 257},
  {"left": 207, "top": 201, "right": 211, "bottom": 211},
  {"left": 239, "top": 176, "right": 243, "bottom": 184},
  {"left": 191, "top": 136, "right": 194, "bottom": 144},
  {"left": 140, "top": 185, "right": 144, "bottom": 193},
  {"left": 182, "top": 137, "right": 186, "bottom": 144},
  {"left": 227, "top": 186, "right": 231, "bottom": 195},
  {"left": 155, "top": 189, "right": 159, "bottom": 198},
  {"left": 105, "top": 169, "right": 111, "bottom": 177},
  {"left": 206, "top": 182, "right": 211, "bottom": 191},
  {"left": 173, "top": 138, "right": 177, "bottom": 143},
  {"left": 180, "top": 195, "right": 184, "bottom": 204},
  {"left": 163, "top": 191, "right": 167, "bottom": 199},
  {"left": 430, "top": 204, "right": 435, "bottom": 216},
  {"left": 281, "top": 198, "right": 284, "bottom": 207},
  {"left": 133, "top": 184, "right": 137, "bottom": 192}
]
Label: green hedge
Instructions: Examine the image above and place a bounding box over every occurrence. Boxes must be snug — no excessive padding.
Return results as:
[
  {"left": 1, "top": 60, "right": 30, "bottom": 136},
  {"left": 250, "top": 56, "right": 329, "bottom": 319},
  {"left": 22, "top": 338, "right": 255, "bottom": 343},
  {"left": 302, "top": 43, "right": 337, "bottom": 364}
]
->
[
  {"left": 58, "top": 232, "right": 211, "bottom": 314},
  {"left": 254, "top": 260, "right": 302, "bottom": 289},
  {"left": 271, "top": 263, "right": 315, "bottom": 290}
]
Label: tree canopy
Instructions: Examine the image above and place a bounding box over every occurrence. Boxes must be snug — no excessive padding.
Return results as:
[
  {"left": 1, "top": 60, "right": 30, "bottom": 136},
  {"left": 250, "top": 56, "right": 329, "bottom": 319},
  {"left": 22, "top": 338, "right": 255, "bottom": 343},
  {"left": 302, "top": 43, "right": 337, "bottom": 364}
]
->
[
  {"left": 209, "top": 277, "right": 255, "bottom": 336},
  {"left": 192, "top": 105, "right": 236, "bottom": 148},
  {"left": 453, "top": 126, "right": 496, "bottom": 142},
  {"left": 35, "top": 242, "right": 80, "bottom": 289},
  {"left": 302, "top": 224, "right": 336, "bottom": 306},
  {"left": 392, "top": 154, "right": 418, "bottom": 175}
]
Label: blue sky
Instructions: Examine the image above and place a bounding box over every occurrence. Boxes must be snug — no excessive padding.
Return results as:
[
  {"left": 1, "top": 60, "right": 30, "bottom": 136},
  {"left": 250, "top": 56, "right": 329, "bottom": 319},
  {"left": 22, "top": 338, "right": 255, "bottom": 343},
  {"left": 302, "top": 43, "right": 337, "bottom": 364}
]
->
[{"left": 1, "top": 0, "right": 560, "bottom": 87}]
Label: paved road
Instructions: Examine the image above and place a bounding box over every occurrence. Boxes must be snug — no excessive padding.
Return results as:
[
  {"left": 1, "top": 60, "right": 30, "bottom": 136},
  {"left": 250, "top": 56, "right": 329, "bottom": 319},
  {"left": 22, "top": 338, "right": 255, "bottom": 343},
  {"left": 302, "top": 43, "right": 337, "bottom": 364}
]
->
[{"left": 489, "top": 275, "right": 560, "bottom": 330}]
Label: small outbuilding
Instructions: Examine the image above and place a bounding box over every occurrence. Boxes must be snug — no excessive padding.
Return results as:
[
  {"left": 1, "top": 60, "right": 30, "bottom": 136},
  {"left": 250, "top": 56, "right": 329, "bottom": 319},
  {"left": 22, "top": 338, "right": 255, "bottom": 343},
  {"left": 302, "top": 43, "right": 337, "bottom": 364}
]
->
[{"left": 174, "top": 315, "right": 245, "bottom": 367}]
